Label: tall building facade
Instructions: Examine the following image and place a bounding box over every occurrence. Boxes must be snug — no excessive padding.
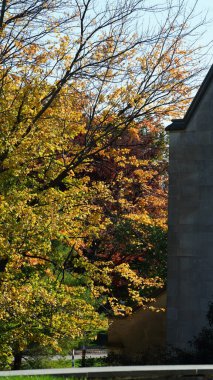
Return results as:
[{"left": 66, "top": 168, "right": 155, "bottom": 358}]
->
[{"left": 166, "top": 66, "right": 213, "bottom": 348}]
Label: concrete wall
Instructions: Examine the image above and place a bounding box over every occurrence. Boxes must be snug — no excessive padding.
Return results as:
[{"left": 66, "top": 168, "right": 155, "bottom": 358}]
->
[
  {"left": 108, "top": 292, "right": 166, "bottom": 358},
  {"left": 167, "top": 78, "right": 213, "bottom": 349}
]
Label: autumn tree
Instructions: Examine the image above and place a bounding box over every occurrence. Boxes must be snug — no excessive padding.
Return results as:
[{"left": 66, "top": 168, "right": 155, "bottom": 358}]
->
[
  {"left": 0, "top": 0, "right": 210, "bottom": 369},
  {"left": 79, "top": 116, "right": 167, "bottom": 314}
]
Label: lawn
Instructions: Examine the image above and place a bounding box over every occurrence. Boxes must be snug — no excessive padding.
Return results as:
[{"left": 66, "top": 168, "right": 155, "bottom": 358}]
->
[
  {"left": 0, "top": 377, "right": 86, "bottom": 380},
  {"left": 21, "top": 357, "right": 107, "bottom": 370}
]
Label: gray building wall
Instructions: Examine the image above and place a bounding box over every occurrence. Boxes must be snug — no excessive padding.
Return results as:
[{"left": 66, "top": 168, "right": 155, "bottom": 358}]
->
[{"left": 167, "top": 78, "right": 213, "bottom": 349}]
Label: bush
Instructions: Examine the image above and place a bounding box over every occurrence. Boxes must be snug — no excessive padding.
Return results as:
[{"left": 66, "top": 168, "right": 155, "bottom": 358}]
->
[{"left": 166, "top": 302, "right": 213, "bottom": 364}]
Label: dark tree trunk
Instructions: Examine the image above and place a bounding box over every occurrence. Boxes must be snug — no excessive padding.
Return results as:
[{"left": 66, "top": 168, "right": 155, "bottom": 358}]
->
[
  {"left": 81, "top": 345, "right": 86, "bottom": 367},
  {"left": 12, "top": 352, "right": 22, "bottom": 370}
]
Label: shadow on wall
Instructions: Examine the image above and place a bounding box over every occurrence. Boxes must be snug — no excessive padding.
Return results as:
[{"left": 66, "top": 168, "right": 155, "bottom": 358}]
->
[{"left": 108, "top": 292, "right": 167, "bottom": 360}]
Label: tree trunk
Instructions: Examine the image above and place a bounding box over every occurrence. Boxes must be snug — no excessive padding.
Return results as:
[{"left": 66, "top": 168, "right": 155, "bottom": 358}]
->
[
  {"left": 81, "top": 345, "right": 86, "bottom": 367},
  {"left": 12, "top": 352, "right": 22, "bottom": 370}
]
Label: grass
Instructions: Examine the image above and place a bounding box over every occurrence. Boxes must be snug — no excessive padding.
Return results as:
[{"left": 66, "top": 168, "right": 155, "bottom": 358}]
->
[
  {"left": 21, "top": 357, "right": 107, "bottom": 370},
  {"left": 0, "top": 377, "right": 87, "bottom": 380},
  {"left": 0, "top": 377, "right": 168, "bottom": 380}
]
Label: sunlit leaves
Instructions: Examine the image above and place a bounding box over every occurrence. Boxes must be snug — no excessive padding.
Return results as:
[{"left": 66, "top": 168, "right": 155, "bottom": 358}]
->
[{"left": 0, "top": 0, "right": 207, "bottom": 368}]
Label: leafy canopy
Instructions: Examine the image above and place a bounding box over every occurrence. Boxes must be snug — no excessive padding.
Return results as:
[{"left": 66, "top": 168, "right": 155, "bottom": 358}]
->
[{"left": 0, "top": 0, "right": 209, "bottom": 369}]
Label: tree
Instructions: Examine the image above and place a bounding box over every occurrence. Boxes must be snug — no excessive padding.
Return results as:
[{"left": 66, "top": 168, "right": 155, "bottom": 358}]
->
[
  {"left": 0, "top": 0, "right": 208, "bottom": 174},
  {"left": 0, "top": 77, "right": 111, "bottom": 368},
  {"left": 0, "top": 0, "right": 210, "bottom": 369},
  {"left": 82, "top": 117, "right": 168, "bottom": 314}
]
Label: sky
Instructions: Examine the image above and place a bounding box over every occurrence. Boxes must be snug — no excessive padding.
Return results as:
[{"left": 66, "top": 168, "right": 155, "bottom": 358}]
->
[
  {"left": 100, "top": 0, "right": 213, "bottom": 66},
  {"left": 183, "top": 0, "right": 213, "bottom": 84},
  {"left": 147, "top": 0, "right": 213, "bottom": 81},
  {"left": 195, "top": 0, "right": 213, "bottom": 25},
  {"left": 136, "top": 0, "right": 213, "bottom": 73},
  {"left": 193, "top": 0, "right": 213, "bottom": 46}
]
